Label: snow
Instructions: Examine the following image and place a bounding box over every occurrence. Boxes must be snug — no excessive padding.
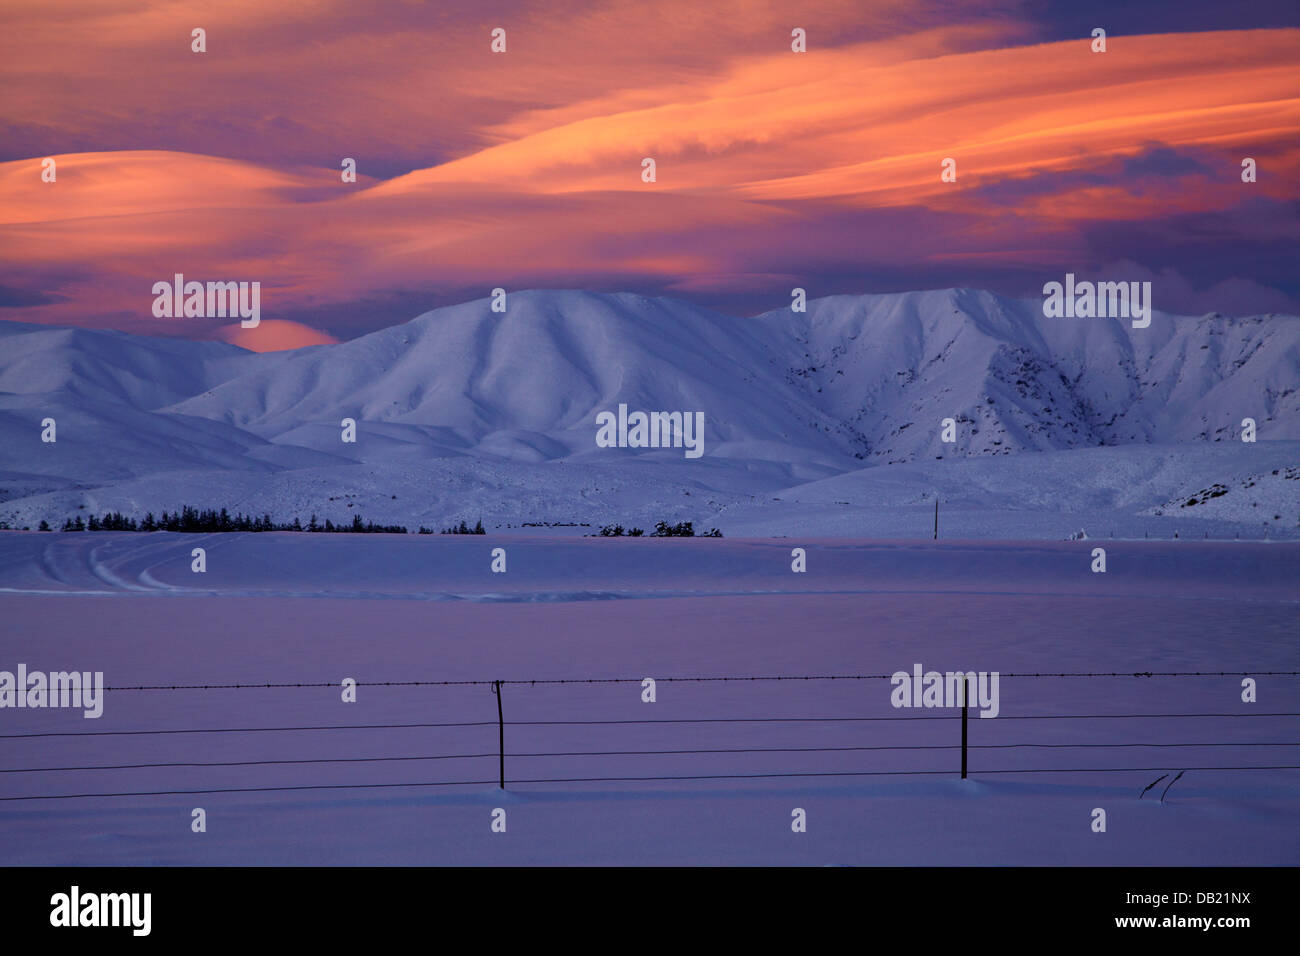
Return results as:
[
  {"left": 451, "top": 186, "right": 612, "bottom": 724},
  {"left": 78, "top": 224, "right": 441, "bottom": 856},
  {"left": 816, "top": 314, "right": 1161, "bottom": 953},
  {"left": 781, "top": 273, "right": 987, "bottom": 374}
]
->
[
  {"left": 0, "top": 288, "right": 1295, "bottom": 538},
  {"left": 0, "top": 534, "right": 1296, "bottom": 865},
  {"left": 0, "top": 288, "right": 1296, "bottom": 864}
]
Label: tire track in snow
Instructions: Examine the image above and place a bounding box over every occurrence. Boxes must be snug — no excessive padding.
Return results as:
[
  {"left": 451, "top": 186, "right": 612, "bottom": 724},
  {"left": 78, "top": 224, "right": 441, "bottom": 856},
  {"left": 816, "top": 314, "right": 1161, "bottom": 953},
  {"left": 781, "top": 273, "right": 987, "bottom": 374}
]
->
[{"left": 134, "top": 534, "right": 225, "bottom": 592}]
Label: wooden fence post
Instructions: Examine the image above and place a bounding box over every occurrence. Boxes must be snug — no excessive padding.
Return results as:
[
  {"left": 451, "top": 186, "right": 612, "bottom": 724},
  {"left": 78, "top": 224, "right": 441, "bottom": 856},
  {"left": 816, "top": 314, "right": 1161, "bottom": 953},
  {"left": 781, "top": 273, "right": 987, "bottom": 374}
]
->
[
  {"left": 961, "top": 698, "right": 968, "bottom": 779},
  {"left": 494, "top": 679, "right": 505, "bottom": 789}
]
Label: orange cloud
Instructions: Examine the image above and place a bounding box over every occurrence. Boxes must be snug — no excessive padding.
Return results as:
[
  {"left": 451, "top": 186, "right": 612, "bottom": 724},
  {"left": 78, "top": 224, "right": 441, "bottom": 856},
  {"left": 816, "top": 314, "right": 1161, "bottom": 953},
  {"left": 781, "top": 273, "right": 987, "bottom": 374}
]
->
[
  {"left": 380, "top": 29, "right": 1299, "bottom": 207},
  {"left": 1, "top": 27, "right": 1296, "bottom": 330},
  {"left": 0, "top": 151, "right": 323, "bottom": 226},
  {"left": 217, "top": 320, "right": 340, "bottom": 352},
  {"left": 1, "top": 1, "right": 1005, "bottom": 171}
]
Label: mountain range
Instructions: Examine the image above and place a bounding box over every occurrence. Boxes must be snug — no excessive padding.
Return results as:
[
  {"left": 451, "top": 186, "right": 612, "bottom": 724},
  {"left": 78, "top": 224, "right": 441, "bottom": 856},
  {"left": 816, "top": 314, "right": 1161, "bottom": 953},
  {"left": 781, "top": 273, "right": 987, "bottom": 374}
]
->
[{"left": 1, "top": 288, "right": 1296, "bottom": 537}]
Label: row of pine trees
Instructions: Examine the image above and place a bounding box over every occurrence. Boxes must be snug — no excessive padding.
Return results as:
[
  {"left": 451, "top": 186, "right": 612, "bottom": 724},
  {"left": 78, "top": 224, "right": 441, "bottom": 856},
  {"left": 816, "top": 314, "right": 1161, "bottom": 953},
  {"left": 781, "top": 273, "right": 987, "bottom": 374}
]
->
[
  {"left": 600, "top": 521, "right": 722, "bottom": 537},
  {"left": 55, "top": 507, "right": 407, "bottom": 534},
  {"left": 30, "top": 509, "right": 719, "bottom": 537}
]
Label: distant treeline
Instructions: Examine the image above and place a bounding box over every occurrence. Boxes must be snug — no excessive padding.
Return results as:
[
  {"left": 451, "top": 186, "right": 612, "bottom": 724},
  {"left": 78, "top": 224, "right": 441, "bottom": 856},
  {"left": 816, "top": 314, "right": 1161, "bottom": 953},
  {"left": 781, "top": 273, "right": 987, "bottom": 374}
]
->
[
  {"left": 52, "top": 507, "right": 408, "bottom": 534},
  {"left": 8, "top": 508, "right": 721, "bottom": 538},
  {"left": 419, "top": 520, "right": 486, "bottom": 535},
  {"left": 599, "top": 521, "right": 722, "bottom": 537}
]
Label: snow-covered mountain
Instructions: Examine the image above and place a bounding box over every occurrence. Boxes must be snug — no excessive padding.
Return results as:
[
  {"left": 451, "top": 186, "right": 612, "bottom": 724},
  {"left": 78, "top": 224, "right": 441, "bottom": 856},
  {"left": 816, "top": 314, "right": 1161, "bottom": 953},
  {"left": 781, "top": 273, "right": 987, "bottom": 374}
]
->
[
  {"left": 0, "top": 288, "right": 1296, "bottom": 535},
  {"left": 163, "top": 290, "right": 855, "bottom": 467},
  {"left": 765, "top": 288, "right": 1299, "bottom": 462}
]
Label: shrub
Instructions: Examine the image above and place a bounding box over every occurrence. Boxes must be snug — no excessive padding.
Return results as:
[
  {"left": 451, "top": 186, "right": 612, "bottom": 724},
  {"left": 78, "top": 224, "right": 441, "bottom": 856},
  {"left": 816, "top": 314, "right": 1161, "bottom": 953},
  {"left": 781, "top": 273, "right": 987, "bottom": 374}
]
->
[{"left": 651, "top": 521, "right": 694, "bottom": 537}]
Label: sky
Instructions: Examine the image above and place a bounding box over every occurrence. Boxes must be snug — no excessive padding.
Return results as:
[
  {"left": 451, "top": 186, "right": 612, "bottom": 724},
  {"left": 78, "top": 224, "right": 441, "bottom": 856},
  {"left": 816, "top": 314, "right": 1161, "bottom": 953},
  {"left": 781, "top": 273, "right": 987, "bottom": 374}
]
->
[{"left": 1, "top": 0, "right": 1297, "bottom": 349}]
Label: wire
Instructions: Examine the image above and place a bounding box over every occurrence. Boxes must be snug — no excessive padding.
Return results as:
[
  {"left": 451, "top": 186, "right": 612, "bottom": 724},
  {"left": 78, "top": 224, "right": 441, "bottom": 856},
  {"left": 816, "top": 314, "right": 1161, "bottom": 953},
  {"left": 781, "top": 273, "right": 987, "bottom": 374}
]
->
[
  {"left": 506, "top": 713, "right": 1300, "bottom": 725},
  {"left": 5, "top": 765, "right": 1298, "bottom": 802},
  {"left": 2, "top": 754, "right": 497, "bottom": 773},
  {"left": 5, "top": 713, "right": 1297, "bottom": 740},
  {"left": 0, "top": 720, "right": 496, "bottom": 740},
  {"left": 6, "top": 740, "right": 1296, "bottom": 775},
  {"left": 100, "top": 671, "right": 1300, "bottom": 690}
]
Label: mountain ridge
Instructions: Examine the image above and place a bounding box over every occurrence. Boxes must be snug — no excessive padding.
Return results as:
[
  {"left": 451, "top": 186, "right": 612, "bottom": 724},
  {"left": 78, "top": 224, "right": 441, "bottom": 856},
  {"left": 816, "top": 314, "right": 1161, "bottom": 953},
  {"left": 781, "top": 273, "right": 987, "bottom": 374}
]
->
[
  {"left": 2, "top": 287, "right": 1296, "bottom": 466},
  {"left": 0, "top": 287, "right": 1295, "bottom": 535}
]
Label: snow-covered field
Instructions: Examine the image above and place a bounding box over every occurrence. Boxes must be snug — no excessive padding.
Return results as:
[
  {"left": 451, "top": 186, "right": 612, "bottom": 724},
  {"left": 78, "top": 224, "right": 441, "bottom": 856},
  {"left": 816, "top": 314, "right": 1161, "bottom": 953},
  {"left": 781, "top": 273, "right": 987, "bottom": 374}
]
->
[{"left": 1, "top": 533, "right": 1296, "bottom": 865}]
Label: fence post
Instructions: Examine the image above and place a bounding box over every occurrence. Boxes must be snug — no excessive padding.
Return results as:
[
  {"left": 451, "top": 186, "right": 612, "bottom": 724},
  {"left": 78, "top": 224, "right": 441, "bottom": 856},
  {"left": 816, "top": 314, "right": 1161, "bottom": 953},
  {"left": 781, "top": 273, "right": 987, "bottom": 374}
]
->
[
  {"left": 493, "top": 679, "right": 505, "bottom": 789},
  {"left": 960, "top": 693, "right": 968, "bottom": 779}
]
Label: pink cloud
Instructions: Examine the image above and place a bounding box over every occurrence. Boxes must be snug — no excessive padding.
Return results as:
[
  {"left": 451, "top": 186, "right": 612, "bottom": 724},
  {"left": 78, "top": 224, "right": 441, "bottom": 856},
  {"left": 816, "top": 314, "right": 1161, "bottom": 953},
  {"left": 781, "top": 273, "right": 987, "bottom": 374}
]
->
[{"left": 216, "top": 319, "right": 340, "bottom": 352}]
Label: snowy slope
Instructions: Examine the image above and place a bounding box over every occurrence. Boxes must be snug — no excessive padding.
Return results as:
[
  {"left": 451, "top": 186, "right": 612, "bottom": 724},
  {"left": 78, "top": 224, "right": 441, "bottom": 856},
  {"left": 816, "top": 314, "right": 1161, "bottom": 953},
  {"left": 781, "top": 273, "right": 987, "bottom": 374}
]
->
[
  {"left": 748, "top": 289, "right": 1300, "bottom": 463},
  {"left": 0, "top": 321, "right": 254, "bottom": 409},
  {"left": 163, "top": 290, "right": 854, "bottom": 467}
]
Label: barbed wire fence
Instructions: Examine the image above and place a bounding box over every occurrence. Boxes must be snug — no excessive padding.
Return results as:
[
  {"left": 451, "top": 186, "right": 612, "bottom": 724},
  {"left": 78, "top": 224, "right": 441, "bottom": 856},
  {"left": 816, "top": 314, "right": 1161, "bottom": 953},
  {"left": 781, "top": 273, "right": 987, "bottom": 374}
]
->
[{"left": 3, "top": 672, "right": 1298, "bottom": 802}]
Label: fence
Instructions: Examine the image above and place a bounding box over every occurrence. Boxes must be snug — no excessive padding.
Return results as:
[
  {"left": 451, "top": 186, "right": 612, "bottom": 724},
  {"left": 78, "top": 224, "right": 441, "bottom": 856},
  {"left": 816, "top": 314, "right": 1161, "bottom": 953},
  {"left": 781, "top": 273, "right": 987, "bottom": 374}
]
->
[{"left": 2, "top": 672, "right": 1299, "bottom": 802}]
